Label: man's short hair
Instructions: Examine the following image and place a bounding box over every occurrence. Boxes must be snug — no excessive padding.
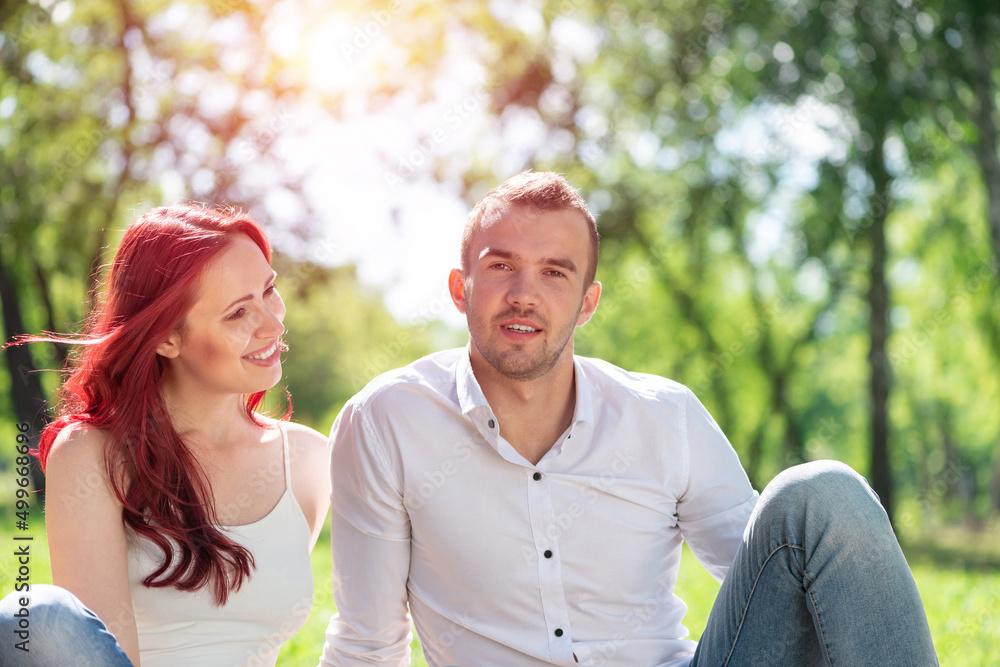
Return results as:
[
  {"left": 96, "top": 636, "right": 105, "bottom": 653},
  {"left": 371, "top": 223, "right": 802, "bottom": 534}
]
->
[{"left": 461, "top": 171, "right": 600, "bottom": 286}]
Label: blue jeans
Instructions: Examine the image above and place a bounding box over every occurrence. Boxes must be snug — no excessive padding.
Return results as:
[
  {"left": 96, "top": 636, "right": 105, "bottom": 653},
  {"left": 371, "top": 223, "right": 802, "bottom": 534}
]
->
[
  {"left": 0, "top": 584, "right": 133, "bottom": 666},
  {"left": 691, "top": 461, "right": 938, "bottom": 666}
]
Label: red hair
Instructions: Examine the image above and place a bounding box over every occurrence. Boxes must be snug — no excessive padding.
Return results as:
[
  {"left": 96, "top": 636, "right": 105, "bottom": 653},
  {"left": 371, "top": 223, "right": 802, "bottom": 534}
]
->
[{"left": 21, "top": 204, "right": 286, "bottom": 605}]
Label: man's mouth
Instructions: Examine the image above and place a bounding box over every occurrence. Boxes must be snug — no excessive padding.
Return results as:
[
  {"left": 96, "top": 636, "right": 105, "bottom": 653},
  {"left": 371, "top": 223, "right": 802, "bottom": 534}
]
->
[{"left": 504, "top": 324, "right": 539, "bottom": 333}]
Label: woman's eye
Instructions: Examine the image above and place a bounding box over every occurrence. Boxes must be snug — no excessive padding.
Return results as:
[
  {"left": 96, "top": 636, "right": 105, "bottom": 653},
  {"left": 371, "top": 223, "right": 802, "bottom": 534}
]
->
[{"left": 227, "top": 307, "right": 246, "bottom": 320}]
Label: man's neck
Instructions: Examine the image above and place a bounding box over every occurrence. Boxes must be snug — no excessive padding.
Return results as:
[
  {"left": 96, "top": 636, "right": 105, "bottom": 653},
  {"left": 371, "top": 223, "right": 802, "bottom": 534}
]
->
[{"left": 471, "top": 353, "right": 577, "bottom": 466}]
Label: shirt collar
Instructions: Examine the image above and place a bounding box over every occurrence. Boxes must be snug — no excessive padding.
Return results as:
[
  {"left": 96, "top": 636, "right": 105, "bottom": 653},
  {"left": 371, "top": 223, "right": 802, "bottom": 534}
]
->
[
  {"left": 571, "top": 356, "right": 595, "bottom": 428},
  {"left": 455, "top": 345, "right": 595, "bottom": 429},
  {"left": 456, "top": 345, "right": 489, "bottom": 416}
]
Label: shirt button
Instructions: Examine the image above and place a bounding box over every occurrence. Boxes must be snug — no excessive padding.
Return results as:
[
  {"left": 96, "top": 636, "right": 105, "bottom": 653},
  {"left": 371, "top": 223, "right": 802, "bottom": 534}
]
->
[
  {"left": 532, "top": 472, "right": 542, "bottom": 481},
  {"left": 544, "top": 550, "right": 553, "bottom": 558},
  {"left": 554, "top": 628, "right": 564, "bottom": 637},
  {"left": 488, "top": 419, "right": 495, "bottom": 428}
]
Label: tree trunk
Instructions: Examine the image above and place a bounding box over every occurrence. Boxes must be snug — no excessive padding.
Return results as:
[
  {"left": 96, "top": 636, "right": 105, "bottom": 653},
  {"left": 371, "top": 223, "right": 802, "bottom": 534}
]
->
[
  {"left": 968, "top": 9, "right": 1000, "bottom": 272},
  {"left": 868, "top": 195, "right": 893, "bottom": 525},
  {"left": 0, "top": 253, "right": 48, "bottom": 499},
  {"left": 866, "top": 110, "right": 894, "bottom": 525},
  {"left": 33, "top": 262, "right": 68, "bottom": 370},
  {"left": 940, "top": 417, "right": 959, "bottom": 501},
  {"left": 991, "top": 444, "right": 1000, "bottom": 516}
]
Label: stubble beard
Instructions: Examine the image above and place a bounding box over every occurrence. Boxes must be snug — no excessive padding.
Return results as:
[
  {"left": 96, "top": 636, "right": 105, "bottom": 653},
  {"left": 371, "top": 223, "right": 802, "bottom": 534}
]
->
[{"left": 471, "top": 307, "right": 577, "bottom": 382}]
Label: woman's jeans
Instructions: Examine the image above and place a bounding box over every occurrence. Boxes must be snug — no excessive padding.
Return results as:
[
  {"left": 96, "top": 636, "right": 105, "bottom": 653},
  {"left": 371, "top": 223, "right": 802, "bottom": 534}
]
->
[
  {"left": 691, "top": 460, "right": 938, "bottom": 666},
  {"left": 0, "top": 584, "right": 133, "bottom": 666}
]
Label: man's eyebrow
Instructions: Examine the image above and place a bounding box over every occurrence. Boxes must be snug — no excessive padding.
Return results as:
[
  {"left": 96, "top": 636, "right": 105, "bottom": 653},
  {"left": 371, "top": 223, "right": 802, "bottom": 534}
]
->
[
  {"left": 479, "top": 248, "right": 520, "bottom": 262},
  {"left": 223, "top": 271, "right": 277, "bottom": 311},
  {"left": 542, "top": 257, "right": 578, "bottom": 273}
]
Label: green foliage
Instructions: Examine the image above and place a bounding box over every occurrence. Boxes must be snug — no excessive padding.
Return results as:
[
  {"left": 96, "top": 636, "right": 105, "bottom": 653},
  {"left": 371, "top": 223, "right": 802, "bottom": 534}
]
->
[
  {"left": 438, "top": 0, "right": 1000, "bottom": 517},
  {"left": 269, "top": 254, "right": 443, "bottom": 431}
]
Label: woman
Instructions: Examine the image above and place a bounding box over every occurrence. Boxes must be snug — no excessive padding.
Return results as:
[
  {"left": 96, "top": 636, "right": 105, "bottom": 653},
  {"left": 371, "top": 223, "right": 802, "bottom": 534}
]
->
[{"left": 0, "top": 205, "right": 330, "bottom": 666}]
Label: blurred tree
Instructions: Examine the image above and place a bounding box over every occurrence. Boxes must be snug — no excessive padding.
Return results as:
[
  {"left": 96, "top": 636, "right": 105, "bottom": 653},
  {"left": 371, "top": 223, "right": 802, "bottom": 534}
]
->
[
  {"left": 920, "top": 1, "right": 1000, "bottom": 272},
  {"left": 437, "top": 0, "right": 864, "bottom": 489},
  {"left": 908, "top": 0, "right": 1000, "bottom": 514},
  {"left": 270, "top": 253, "right": 448, "bottom": 431},
  {"left": 0, "top": 0, "right": 416, "bottom": 486},
  {"left": 761, "top": 0, "right": 908, "bottom": 521},
  {"left": 430, "top": 0, "right": 1000, "bottom": 524}
]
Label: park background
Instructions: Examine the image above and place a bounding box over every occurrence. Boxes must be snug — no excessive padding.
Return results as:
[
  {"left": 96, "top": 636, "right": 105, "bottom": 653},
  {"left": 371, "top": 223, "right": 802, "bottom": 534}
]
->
[{"left": 1, "top": 0, "right": 998, "bottom": 663}]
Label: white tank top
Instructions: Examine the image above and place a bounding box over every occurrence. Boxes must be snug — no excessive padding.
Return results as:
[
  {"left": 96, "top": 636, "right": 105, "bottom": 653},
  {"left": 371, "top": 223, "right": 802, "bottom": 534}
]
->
[{"left": 127, "top": 425, "right": 313, "bottom": 667}]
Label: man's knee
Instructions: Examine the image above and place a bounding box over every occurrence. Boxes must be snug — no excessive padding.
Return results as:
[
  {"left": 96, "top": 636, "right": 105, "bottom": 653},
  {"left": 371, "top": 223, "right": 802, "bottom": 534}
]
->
[{"left": 758, "top": 460, "right": 884, "bottom": 523}]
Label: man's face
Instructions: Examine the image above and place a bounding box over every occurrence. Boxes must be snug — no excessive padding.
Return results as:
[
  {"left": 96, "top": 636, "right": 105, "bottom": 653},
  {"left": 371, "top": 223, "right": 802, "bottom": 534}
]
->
[{"left": 449, "top": 206, "right": 600, "bottom": 382}]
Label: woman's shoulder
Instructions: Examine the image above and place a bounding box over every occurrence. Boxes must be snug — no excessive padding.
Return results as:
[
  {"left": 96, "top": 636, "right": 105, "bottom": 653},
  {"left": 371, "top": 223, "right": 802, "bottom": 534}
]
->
[
  {"left": 45, "top": 424, "right": 120, "bottom": 505},
  {"left": 276, "top": 421, "right": 330, "bottom": 543},
  {"left": 280, "top": 421, "right": 328, "bottom": 462},
  {"left": 47, "top": 423, "right": 110, "bottom": 468}
]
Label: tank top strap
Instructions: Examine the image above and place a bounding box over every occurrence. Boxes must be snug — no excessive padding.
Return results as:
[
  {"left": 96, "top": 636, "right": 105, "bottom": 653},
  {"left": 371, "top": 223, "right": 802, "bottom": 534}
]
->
[{"left": 280, "top": 423, "right": 293, "bottom": 492}]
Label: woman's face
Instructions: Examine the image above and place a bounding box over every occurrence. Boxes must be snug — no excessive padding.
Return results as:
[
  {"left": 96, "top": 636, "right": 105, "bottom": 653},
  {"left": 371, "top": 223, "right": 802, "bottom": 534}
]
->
[{"left": 158, "top": 235, "right": 286, "bottom": 397}]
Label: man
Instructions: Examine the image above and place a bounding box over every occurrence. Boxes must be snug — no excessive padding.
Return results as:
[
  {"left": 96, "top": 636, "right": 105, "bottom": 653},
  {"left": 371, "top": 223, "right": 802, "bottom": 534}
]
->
[{"left": 321, "top": 171, "right": 937, "bottom": 666}]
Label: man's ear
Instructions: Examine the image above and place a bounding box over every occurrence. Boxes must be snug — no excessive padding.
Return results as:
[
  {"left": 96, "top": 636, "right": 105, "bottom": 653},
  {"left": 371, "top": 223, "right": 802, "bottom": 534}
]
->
[
  {"left": 448, "top": 268, "right": 468, "bottom": 314},
  {"left": 576, "top": 281, "right": 602, "bottom": 327},
  {"left": 156, "top": 332, "right": 181, "bottom": 359}
]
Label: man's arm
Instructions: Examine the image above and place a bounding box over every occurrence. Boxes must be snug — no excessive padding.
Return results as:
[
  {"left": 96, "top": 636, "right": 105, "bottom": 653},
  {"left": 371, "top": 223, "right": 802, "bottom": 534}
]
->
[
  {"left": 675, "top": 388, "right": 758, "bottom": 582},
  {"left": 320, "top": 401, "right": 413, "bottom": 666}
]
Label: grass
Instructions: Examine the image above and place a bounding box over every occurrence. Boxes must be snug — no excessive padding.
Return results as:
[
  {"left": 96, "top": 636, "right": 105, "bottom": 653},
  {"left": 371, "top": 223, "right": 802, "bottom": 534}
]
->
[{"left": 2, "top": 497, "right": 997, "bottom": 666}]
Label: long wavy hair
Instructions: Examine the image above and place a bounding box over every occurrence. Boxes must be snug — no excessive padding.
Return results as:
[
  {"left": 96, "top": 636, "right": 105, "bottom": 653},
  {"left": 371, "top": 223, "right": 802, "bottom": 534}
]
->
[{"left": 22, "top": 204, "right": 287, "bottom": 605}]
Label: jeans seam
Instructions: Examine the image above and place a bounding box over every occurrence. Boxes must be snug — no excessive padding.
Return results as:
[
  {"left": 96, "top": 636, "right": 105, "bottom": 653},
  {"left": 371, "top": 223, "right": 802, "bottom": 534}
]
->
[
  {"left": 806, "top": 587, "right": 834, "bottom": 667},
  {"left": 722, "top": 542, "right": 805, "bottom": 667}
]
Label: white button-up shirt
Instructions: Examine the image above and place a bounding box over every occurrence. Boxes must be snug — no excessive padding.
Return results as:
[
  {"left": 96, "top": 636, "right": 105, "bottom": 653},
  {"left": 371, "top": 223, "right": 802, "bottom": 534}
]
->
[{"left": 321, "top": 348, "right": 757, "bottom": 667}]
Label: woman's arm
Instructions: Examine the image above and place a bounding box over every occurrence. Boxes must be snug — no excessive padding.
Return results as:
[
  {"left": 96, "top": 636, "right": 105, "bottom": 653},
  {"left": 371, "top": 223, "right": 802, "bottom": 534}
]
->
[
  {"left": 286, "top": 422, "right": 332, "bottom": 550},
  {"left": 45, "top": 426, "right": 141, "bottom": 665}
]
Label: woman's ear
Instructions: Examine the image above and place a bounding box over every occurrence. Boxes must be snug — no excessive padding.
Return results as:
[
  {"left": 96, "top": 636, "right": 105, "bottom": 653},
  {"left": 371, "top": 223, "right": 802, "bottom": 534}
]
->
[{"left": 156, "top": 333, "right": 180, "bottom": 359}]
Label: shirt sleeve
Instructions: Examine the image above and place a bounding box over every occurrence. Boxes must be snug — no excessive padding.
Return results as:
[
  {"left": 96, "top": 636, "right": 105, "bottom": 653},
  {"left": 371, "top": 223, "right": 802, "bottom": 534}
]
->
[
  {"left": 675, "top": 388, "right": 758, "bottom": 582},
  {"left": 320, "top": 400, "right": 413, "bottom": 666}
]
